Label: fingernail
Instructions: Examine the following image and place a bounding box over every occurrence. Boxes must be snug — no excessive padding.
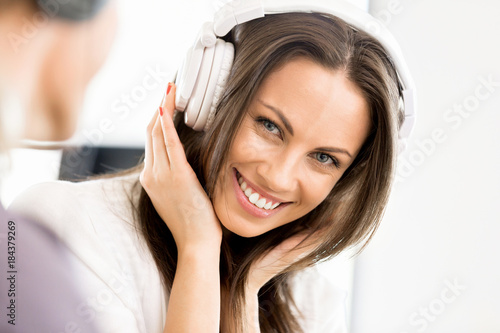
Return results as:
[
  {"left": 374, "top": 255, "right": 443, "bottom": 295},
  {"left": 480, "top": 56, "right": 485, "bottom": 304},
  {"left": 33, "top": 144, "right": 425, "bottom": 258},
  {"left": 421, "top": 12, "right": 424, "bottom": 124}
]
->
[
  {"left": 159, "top": 107, "right": 164, "bottom": 116},
  {"left": 166, "top": 82, "right": 173, "bottom": 96}
]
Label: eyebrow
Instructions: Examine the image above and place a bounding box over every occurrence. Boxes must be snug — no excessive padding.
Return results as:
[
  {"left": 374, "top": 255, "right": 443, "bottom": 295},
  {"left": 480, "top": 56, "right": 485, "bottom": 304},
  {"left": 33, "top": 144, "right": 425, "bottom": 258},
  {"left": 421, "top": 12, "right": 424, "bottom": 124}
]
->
[
  {"left": 318, "top": 147, "right": 352, "bottom": 159},
  {"left": 258, "top": 99, "right": 294, "bottom": 136},
  {"left": 257, "top": 99, "right": 353, "bottom": 159}
]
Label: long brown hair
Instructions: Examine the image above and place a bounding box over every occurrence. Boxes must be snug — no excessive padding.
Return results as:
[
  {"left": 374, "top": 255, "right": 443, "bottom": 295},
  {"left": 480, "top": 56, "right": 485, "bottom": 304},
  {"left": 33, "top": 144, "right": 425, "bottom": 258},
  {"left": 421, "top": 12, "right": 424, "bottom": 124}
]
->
[{"left": 136, "top": 12, "right": 403, "bottom": 332}]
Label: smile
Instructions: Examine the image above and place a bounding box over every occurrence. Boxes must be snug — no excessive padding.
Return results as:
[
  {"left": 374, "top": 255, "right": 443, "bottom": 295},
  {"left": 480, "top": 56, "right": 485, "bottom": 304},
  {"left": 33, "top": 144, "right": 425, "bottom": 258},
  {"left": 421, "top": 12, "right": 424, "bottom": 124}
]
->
[
  {"left": 232, "top": 168, "right": 289, "bottom": 218},
  {"left": 238, "top": 174, "right": 281, "bottom": 210}
]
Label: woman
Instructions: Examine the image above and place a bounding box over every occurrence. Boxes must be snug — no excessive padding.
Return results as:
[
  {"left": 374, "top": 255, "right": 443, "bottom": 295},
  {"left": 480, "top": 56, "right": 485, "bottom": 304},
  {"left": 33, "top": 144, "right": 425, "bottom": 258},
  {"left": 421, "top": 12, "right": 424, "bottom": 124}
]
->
[{"left": 10, "top": 8, "right": 406, "bottom": 333}]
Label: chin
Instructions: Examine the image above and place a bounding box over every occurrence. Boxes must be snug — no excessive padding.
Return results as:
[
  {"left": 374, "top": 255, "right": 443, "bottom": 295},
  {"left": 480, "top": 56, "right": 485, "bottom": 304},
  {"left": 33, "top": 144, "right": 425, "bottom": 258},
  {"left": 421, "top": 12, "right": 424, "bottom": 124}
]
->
[{"left": 219, "top": 216, "right": 266, "bottom": 238}]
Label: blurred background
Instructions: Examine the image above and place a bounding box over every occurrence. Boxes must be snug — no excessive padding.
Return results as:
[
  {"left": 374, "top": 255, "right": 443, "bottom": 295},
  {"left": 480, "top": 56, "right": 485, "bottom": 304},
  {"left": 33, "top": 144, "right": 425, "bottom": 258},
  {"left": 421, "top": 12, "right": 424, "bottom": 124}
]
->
[{"left": 1, "top": 0, "right": 499, "bottom": 332}]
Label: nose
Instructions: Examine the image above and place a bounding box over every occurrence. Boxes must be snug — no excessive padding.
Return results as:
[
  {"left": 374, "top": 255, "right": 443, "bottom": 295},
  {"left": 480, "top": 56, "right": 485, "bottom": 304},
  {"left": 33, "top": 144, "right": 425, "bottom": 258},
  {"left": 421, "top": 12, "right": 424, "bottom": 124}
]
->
[{"left": 256, "top": 151, "right": 300, "bottom": 195}]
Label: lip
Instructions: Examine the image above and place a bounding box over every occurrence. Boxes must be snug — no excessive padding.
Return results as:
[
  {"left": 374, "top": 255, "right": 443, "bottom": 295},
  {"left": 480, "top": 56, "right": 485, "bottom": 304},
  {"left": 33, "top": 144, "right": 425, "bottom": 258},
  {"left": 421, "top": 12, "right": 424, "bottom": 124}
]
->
[{"left": 232, "top": 168, "right": 290, "bottom": 218}]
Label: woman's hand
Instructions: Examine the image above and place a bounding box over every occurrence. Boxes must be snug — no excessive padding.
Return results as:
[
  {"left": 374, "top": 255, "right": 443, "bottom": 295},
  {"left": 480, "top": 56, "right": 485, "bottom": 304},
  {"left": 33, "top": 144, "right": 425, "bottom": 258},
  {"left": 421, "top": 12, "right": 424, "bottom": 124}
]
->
[
  {"left": 140, "top": 83, "right": 222, "bottom": 254},
  {"left": 226, "top": 232, "right": 321, "bottom": 333},
  {"left": 247, "top": 232, "right": 321, "bottom": 294},
  {"left": 142, "top": 83, "right": 222, "bottom": 332}
]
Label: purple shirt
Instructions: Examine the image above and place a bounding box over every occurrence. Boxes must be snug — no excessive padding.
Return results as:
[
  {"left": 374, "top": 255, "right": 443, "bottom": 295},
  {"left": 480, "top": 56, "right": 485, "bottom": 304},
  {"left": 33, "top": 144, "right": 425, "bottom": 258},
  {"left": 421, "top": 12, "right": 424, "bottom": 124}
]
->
[{"left": 0, "top": 204, "right": 100, "bottom": 332}]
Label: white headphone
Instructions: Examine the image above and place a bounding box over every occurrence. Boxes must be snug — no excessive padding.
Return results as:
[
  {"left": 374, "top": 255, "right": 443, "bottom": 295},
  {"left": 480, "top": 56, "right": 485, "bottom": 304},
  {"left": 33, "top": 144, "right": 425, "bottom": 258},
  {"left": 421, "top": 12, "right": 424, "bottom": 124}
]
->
[{"left": 175, "top": 0, "right": 416, "bottom": 152}]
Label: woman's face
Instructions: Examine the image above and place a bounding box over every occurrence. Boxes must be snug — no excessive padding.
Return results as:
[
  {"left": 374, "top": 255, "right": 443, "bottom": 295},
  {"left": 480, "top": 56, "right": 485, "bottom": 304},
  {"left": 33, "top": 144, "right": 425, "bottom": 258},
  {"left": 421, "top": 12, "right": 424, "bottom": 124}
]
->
[{"left": 212, "top": 57, "right": 371, "bottom": 237}]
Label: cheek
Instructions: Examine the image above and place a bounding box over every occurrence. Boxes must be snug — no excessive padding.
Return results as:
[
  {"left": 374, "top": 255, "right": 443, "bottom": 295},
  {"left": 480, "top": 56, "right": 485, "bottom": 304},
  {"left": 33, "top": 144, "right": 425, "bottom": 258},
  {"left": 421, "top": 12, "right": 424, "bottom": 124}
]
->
[
  {"left": 301, "top": 176, "right": 337, "bottom": 209},
  {"left": 230, "top": 126, "right": 272, "bottom": 162}
]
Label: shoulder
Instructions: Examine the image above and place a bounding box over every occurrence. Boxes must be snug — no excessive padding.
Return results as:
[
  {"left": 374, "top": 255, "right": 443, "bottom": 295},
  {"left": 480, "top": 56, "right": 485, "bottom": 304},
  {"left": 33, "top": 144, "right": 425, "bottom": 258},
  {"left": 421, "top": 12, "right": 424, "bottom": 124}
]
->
[
  {"left": 9, "top": 177, "right": 102, "bottom": 233},
  {"left": 8, "top": 176, "right": 142, "bottom": 243},
  {"left": 291, "top": 265, "right": 349, "bottom": 333},
  {"left": 8, "top": 173, "right": 141, "bottom": 233},
  {"left": 9, "top": 179, "right": 89, "bottom": 229}
]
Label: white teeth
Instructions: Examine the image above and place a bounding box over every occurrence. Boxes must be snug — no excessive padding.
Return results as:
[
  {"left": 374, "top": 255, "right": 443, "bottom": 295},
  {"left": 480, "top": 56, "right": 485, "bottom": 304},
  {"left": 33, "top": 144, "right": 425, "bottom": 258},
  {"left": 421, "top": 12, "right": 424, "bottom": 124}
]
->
[
  {"left": 256, "top": 198, "right": 267, "bottom": 209},
  {"left": 237, "top": 175, "right": 282, "bottom": 211},
  {"left": 249, "top": 193, "right": 259, "bottom": 204}
]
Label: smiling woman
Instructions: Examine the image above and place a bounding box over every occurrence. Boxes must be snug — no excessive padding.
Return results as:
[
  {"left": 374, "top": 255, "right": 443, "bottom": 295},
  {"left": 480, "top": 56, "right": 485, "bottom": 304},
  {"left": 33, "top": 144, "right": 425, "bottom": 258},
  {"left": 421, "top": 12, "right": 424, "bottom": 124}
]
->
[
  {"left": 8, "top": 1, "right": 410, "bottom": 333},
  {"left": 159, "top": 11, "right": 403, "bottom": 331}
]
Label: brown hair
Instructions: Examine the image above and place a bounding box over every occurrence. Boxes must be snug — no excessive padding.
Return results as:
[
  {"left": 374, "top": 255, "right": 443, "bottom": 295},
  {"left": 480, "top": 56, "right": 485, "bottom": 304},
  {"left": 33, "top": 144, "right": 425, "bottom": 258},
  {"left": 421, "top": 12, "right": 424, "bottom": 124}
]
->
[{"left": 136, "top": 12, "right": 403, "bottom": 332}]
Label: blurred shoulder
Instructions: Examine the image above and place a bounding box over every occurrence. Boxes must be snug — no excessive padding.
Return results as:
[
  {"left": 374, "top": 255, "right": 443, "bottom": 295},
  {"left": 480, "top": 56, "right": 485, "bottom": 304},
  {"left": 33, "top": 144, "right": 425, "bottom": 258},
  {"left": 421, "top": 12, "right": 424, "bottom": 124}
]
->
[
  {"left": 7, "top": 172, "right": 141, "bottom": 236},
  {"left": 8, "top": 179, "right": 90, "bottom": 223}
]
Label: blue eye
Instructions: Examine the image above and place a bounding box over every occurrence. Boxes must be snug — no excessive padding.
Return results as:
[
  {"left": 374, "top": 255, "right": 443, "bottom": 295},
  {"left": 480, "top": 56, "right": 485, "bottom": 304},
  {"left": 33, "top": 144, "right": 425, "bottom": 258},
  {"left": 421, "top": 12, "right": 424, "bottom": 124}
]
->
[
  {"left": 263, "top": 120, "right": 278, "bottom": 133},
  {"left": 314, "top": 152, "right": 340, "bottom": 169},
  {"left": 256, "top": 117, "right": 281, "bottom": 136},
  {"left": 316, "top": 152, "right": 332, "bottom": 163}
]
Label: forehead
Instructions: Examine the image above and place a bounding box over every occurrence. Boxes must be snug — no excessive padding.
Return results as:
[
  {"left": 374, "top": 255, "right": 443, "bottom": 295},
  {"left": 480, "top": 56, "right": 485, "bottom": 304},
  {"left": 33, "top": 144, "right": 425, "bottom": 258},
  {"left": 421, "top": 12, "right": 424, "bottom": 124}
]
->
[{"left": 254, "top": 57, "right": 371, "bottom": 154}]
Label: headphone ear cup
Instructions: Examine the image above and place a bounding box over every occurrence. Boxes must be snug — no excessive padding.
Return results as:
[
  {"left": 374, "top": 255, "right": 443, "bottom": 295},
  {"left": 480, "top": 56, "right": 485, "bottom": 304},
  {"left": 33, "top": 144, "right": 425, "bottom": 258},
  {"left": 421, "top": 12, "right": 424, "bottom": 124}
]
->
[
  {"left": 183, "top": 42, "right": 216, "bottom": 128},
  {"left": 204, "top": 42, "right": 234, "bottom": 132},
  {"left": 193, "top": 40, "right": 234, "bottom": 131}
]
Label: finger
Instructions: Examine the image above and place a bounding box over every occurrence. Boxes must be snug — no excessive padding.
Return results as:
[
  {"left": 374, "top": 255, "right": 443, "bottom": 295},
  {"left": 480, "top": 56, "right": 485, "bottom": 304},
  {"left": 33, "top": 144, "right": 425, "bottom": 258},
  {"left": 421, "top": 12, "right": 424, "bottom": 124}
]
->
[
  {"left": 288, "top": 231, "right": 322, "bottom": 256},
  {"left": 152, "top": 112, "right": 170, "bottom": 169},
  {"left": 147, "top": 82, "right": 172, "bottom": 168},
  {"left": 272, "top": 232, "right": 319, "bottom": 267},
  {"left": 159, "top": 83, "right": 188, "bottom": 171},
  {"left": 161, "top": 82, "right": 176, "bottom": 119},
  {"left": 150, "top": 83, "right": 174, "bottom": 168},
  {"left": 144, "top": 108, "right": 159, "bottom": 168}
]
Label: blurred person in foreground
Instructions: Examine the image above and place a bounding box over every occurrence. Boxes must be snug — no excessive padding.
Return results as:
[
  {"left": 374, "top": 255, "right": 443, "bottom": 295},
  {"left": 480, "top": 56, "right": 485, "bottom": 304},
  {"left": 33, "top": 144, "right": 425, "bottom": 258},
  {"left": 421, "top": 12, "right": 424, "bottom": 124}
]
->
[{"left": 0, "top": 0, "right": 117, "bottom": 331}]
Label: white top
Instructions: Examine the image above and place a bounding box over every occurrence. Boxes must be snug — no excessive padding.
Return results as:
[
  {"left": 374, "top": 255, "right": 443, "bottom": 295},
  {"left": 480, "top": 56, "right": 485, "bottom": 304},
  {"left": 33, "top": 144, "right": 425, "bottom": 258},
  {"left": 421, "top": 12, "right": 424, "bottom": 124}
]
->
[{"left": 9, "top": 173, "right": 348, "bottom": 332}]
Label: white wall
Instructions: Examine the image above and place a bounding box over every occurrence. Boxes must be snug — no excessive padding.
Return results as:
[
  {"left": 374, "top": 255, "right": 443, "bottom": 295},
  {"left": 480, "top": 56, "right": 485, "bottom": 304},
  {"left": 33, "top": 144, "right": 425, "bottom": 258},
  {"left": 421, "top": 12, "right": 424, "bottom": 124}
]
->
[{"left": 351, "top": 0, "right": 500, "bottom": 332}]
